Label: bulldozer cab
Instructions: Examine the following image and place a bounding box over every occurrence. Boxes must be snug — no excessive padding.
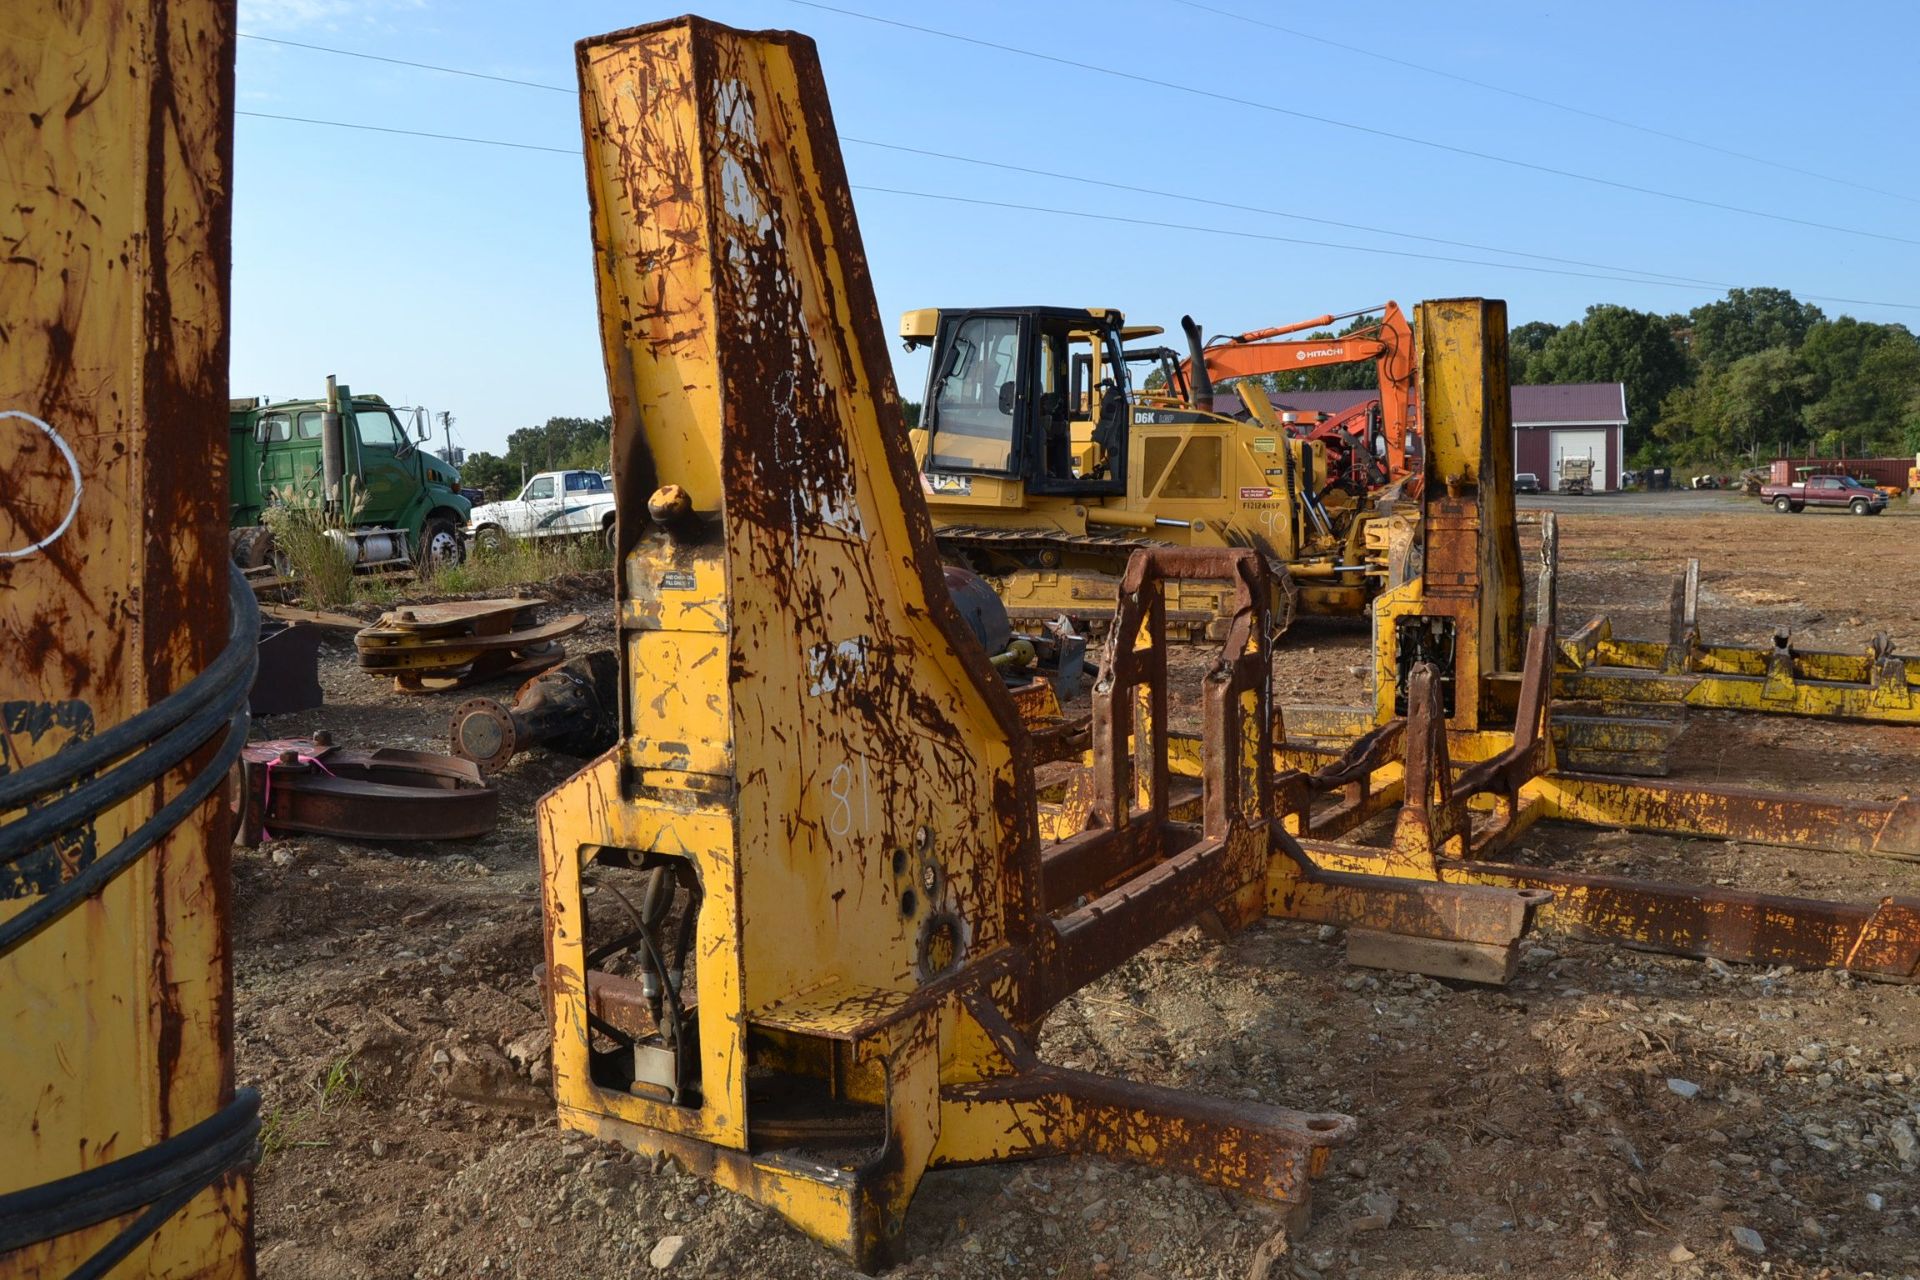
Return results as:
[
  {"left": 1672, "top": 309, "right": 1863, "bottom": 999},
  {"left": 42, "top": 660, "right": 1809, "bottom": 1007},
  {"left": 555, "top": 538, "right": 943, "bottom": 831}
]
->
[{"left": 908, "top": 306, "right": 1131, "bottom": 498}]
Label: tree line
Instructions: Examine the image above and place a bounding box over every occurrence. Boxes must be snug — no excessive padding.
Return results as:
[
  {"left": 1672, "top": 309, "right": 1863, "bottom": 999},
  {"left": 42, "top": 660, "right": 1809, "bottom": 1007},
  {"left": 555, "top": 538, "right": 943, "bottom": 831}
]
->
[
  {"left": 1272, "top": 287, "right": 1920, "bottom": 466},
  {"left": 462, "top": 288, "right": 1917, "bottom": 494},
  {"left": 456, "top": 415, "right": 611, "bottom": 500}
]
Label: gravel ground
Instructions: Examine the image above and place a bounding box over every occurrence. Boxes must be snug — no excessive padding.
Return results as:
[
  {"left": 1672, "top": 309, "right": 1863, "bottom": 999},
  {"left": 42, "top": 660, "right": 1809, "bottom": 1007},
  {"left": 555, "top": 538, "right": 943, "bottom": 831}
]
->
[{"left": 241, "top": 502, "right": 1920, "bottom": 1279}]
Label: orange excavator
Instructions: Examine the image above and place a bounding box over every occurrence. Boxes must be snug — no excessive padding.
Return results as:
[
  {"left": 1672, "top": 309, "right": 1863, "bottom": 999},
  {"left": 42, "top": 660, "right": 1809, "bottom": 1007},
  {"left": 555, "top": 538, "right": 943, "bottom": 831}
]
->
[{"left": 1177, "top": 302, "right": 1416, "bottom": 494}]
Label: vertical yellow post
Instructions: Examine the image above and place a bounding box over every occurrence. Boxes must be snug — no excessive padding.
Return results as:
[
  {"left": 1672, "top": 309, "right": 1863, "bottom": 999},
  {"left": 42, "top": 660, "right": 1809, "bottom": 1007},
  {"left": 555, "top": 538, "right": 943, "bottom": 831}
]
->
[
  {"left": 0, "top": 3, "right": 250, "bottom": 1277},
  {"left": 1409, "top": 298, "right": 1523, "bottom": 729}
]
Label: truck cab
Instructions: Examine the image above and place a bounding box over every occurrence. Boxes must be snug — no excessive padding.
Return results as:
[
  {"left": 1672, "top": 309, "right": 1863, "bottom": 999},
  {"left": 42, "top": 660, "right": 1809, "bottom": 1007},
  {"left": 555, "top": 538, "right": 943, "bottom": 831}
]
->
[
  {"left": 467, "top": 469, "right": 617, "bottom": 552},
  {"left": 228, "top": 383, "right": 471, "bottom": 569}
]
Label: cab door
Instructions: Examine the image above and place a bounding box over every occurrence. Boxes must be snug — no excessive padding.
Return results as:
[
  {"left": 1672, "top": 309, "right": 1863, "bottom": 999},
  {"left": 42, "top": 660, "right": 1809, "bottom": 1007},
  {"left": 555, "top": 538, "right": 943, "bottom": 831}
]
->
[
  {"left": 348, "top": 403, "right": 419, "bottom": 525},
  {"left": 517, "top": 474, "right": 559, "bottom": 535}
]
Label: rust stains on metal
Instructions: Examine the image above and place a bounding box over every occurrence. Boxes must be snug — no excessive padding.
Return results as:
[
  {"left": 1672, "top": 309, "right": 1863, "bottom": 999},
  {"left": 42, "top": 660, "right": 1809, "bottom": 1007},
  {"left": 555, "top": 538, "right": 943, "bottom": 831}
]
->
[{"left": 232, "top": 736, "right": 499, "bottom": 846}]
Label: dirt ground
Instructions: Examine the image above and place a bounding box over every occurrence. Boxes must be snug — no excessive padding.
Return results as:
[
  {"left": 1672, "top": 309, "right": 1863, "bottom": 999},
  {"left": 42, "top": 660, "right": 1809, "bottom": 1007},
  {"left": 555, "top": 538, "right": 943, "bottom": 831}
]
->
[{"left": 239, "top": 496, "right": 1920, "bottom": 1280}]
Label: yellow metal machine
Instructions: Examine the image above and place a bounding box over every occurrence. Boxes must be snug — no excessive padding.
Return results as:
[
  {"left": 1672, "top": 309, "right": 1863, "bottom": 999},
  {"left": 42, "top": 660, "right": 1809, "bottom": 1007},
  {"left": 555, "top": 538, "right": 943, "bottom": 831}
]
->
[
  {"left": 1214, "top": 300, "right": 1920, "bottom": 977},
  {"left": 2, "top": 1, "right": 258, "bottom": 1277},
  {"left": 902, "top": 306, "right": 1378, "bottom": 637},
  {"left": 1555, "top": 558, "right": 1919, "bottom": 726},
  {"left": 541, "top": 18, "right": 1548, "bottom": 1268}
]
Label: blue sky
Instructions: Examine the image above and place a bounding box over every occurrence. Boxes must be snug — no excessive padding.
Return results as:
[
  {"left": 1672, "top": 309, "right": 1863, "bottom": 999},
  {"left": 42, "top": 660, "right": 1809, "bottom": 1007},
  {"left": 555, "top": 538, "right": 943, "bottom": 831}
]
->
[{"left": 233, "top": 0, "right": 1920, "bottom": 456}]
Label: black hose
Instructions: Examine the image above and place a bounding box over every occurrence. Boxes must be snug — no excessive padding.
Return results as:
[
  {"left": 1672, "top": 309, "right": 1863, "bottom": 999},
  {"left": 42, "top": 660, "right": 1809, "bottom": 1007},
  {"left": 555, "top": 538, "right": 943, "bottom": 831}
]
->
[
  {"left": 0, "top": 564, "right": 262, "bottom": 1273},
  {"left": 0, "top": 568, "right": 255, "bottom": 815},
  {"left": 0, "top": 1089, "right": 260, "bottom": 1253},
  {"left": 0, "top": 566, "right": 257, "bottom": 956}
]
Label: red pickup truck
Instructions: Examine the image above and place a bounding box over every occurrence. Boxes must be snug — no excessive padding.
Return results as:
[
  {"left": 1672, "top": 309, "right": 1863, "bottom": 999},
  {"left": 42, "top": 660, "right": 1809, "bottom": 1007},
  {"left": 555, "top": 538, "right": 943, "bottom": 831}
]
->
[{"left": 1758, "top": 472, "right": 1890, "bottom": 515}]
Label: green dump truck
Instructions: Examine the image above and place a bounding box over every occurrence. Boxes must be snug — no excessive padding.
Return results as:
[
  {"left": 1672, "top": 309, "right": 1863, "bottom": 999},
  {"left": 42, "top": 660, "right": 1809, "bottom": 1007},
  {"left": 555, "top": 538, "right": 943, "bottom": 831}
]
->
[{"left": 228, "top": 377, "right": 470, "bottom": 572}]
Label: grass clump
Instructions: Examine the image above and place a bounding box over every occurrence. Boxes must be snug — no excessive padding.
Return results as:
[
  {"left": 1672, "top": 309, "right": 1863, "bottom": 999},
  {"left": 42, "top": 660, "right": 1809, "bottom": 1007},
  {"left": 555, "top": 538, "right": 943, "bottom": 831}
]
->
[
  {"left": 260, "top": 504, "right": 354, "bottom": 609},
  {"left": 426, "top": 535, "right": 612, "bottom": 596}
]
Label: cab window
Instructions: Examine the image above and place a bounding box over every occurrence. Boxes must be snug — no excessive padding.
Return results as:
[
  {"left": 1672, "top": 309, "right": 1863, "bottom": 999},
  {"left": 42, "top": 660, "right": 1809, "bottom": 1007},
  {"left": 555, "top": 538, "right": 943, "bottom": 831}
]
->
[
  {"left": 928, "top": 315, "right": 1020, "bottom": 473},
  {"left": 524, "top": 476, "right": 555, "bottom": 501},
  {"left": 262, "top": 413, "right": 293, "bottom": 442},
  {"left": 294, "top": 412, "right": 322, "bottom": 440},
  {"left": 353, "top": 406, "right": 405, "bottom": 449},
  {"left": 565, "top": 472, "right": 605, "bottom": 493}
]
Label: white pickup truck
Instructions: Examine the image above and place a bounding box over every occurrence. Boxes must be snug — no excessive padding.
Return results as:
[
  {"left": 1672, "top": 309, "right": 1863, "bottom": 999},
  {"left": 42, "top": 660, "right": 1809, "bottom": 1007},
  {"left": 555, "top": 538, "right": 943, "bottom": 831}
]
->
[{"left": 468, "top": 469, "right": 617, "bottom": 553}]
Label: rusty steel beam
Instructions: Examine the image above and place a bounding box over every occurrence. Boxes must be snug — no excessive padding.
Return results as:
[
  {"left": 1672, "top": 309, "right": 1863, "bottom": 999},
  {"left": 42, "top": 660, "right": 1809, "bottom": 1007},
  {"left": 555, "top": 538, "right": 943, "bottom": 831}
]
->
[
  {"left": 1558, "top": 559, "right": 1919, "bottom": 725},
  {"left": 540, "top": 21, "right": 1373, "bottom": 1270},
  {"left": 0, "top": 2, "right": 254, "bottom": 1276},
  {"left": 1533, "top": 772, "right": 1920, "bottom": 864}
]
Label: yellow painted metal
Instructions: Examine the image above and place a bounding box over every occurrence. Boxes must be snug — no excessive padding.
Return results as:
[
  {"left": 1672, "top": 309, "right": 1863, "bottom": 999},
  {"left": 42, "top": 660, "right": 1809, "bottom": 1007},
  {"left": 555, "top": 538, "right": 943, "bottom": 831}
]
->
[
  {"left": 545, "top": 18, "right": 1358, "bottom": 1268},
  {"left": 1557, "top": 625, "right": 1920, "bottom": 724},
  {"left": 0, "top": 2, "right": 251, "bottom": 1276},
  {"left": 903, "top": 305, "right": 1380, "bottom": 633}
]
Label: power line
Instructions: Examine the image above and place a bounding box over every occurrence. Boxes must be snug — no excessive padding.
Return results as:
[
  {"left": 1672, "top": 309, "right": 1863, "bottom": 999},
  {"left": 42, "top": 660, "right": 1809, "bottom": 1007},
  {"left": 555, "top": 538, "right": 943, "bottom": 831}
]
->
[
  {"left": 232, "top": 109, "right": 1920, "bottom": 311},
  {"left": 1170, "top": 0, "right": 1920, "bottom": 207},
  {"left": 239, "top": 32, "right": 573, "bottom": 94},
  {"left": 226, "top": 31, "right": 1743, "bottom": 287},
  {"left": 846, "top": 137, "right": 1723, "bottom": 289},
  {"left": 236, "top": 109, "right": 577, "bottom": 154},
  {"left": 780, "top": 0, "right": 1920, "bottom": 250},
  {"left": 848, "top": 186, "right": 1920, "bottom": 311}
]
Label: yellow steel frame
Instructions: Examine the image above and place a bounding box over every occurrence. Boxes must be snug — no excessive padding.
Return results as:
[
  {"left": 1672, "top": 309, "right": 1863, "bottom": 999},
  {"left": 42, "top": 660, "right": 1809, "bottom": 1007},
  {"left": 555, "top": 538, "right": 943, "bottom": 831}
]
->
[
  {"left": 543, "top": 19, "right": 1395, "bottom": 1268},
  {"left": 1, "top": 2, "right": 250, "bottom": 1276},
  {"left": 1556, "top": 565, "right": 1919, "bottom": 724},
  {"left": 1160, "top": 300, "right": 1919, "bottom": 976}
]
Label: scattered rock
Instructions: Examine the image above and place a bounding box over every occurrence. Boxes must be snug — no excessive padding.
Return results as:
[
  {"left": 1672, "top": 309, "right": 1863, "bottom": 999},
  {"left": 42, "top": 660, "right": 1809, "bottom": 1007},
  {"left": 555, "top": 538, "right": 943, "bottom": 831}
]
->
[
  {"left": 270, "top": 848, "right": 295, "bottom": 867},
  {"left": 1865, "top": 1192, "right": 1885, "bottom": 1211},
  {"left": 1666, "top": 1077, "right": 1701, "bottom": 1100},
  {"left": 370, "top": 1139, "right": 387, "bottom": 1158},
  {"left": 1668, "top": 1243, "right": 1695, "bottom": 1263},
  {"left": 1349, "top": 1192, "right": 1398, "bottom": 1233},
  {"left": 1730, "top": 1226, "right": 1765, "bottom": 1256},
  {"left": 503, "top": 1027, "right": 552, "bottom": 1075},
  {"left": 649, "top": 1235, "right": 687, "bottom": 1270},
  {"left": 1889, "top": 1119, "right": 1918, "bottom": 1165}
]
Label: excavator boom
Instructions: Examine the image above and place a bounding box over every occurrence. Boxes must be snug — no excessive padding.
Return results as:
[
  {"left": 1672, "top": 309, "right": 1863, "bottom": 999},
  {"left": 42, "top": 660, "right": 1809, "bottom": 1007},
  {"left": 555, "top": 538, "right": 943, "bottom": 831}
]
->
[{"left": 1183, "top": 302, "right": 1416, "bottom": 483}]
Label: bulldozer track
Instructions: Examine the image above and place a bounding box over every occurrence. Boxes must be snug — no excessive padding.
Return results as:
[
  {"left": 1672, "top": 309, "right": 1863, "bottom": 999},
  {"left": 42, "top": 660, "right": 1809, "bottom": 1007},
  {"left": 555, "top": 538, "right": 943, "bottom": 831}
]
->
[{"left": 936, "top": 526, "right": 1299, "bottom": 640}]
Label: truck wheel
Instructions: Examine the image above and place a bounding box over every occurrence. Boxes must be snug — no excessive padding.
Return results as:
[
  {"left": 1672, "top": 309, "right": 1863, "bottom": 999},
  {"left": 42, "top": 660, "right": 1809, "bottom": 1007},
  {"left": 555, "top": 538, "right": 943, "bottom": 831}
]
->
[
  {"left": 473, "top": 524, "right": 509, "bottom": 556},
  {"left": 421, "top": 515, "right": 465, "bottom": 569},
  {"left": 230, "top": 526, "right": 276, "bottom": 570},
  {"left": 1851, "top": 498, "right": 1871, "bottom": 516},
  {"left": 1773, "top": 496, "right": 1793, "bottom": 513},
  {"left": 601, "top": 518, "right": 618, "bottom": 555}
]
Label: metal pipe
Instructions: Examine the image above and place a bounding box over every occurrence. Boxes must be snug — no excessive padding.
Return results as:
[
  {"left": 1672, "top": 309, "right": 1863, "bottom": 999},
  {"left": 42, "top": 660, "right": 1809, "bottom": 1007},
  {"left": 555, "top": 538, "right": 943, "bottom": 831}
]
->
[
  {"left": 322, "top": 373, "right": 345, "bottom": 513},
  {"left": 1179, "top": 315, "right": 1214, "bottom": 406}
]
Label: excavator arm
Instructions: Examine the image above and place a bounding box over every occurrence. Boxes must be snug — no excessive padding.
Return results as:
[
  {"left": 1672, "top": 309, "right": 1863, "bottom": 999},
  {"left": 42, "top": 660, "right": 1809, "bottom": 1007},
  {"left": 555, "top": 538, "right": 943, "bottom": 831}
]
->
[{"left": 1181, "top": 302, "right": 1416, "bottom": 481}]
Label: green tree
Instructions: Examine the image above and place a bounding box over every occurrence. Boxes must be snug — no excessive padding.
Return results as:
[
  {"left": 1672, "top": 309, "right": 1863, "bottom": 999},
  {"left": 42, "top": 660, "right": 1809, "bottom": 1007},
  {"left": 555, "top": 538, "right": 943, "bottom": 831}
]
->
[
  {"left": 902, "top": 401, "right": 922, "bottom": 428},
  {"left": 1717, "top": 346, "right": 1815, "bottom": 457},
  {"left": 1508, "top": 320, "right": 1560, "bottom": 385},
  {"left": 457, "top": 451, "right": 518, "bottom": 500},
  {"left": 1530, "top": 304, "right": 1692, "bottom": 447},
  {"left": 504, "top": 415, "right": 613, "bottom": 475},
  {"left": 1689, "top": 287, "right": 1824, "bottom": 370},
  {"left": 1797, "top": 318, "right": 1920, "bottom": 454}
]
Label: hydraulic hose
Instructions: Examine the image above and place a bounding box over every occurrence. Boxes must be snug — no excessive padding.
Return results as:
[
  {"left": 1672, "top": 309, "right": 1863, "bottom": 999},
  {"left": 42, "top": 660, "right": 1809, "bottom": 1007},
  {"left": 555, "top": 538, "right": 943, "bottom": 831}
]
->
[
  {"left": 0, "top": 566, "right": 257, "bottom": 955},
  {"left": 0, "top": 564, "right": 261, "bottom": 1273}
]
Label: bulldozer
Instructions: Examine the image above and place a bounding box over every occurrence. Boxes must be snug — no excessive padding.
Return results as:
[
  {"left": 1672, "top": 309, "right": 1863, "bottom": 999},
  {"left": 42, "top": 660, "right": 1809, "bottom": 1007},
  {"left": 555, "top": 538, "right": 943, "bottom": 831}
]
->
[{"left": 903, "top": 305, "right": 1382, "bottom": 638}]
